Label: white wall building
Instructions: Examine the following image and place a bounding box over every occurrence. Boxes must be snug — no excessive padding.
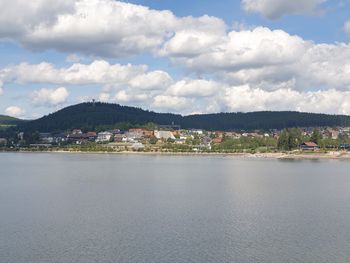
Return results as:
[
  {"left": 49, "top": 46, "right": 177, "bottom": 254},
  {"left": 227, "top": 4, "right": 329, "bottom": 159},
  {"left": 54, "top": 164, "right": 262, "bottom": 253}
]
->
[
  {"left": 96, "top": 132, "right": 113, "bottom": 142},
  {"left": 154, "top": 131, "right": 175, "bottom": 140}
]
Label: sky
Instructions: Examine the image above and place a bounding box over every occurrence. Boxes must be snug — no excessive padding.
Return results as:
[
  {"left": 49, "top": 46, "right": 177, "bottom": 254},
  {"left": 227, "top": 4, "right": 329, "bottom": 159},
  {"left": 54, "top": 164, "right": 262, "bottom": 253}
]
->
[{"left": 1, "top": 0, "right": 350, "bottom": 119}]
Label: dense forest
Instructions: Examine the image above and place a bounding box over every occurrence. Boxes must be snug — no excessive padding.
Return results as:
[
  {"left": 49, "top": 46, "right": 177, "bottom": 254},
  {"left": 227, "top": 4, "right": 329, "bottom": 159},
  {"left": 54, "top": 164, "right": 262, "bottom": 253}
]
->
[{"left": 15, "top": 102, "right": 350, "bottom": 132}]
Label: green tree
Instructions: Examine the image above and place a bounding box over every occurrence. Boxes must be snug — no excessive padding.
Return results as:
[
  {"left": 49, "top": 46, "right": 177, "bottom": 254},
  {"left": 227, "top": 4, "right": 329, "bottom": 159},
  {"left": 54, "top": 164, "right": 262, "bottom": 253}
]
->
[
  {"left": 277, "top": 129, "right": 289, "bottom": 150},
  {"left": 310, "top": 128, "right": 321, "bottom": 144},
  {"left": 149, "top": 136, "right": 158, "bottom": 144},
  {"left": 288, "top": 128, "right": 302, "bottom": 149},
  {"left": 277, "top": 128, "right": 302, "bottom": 151}
]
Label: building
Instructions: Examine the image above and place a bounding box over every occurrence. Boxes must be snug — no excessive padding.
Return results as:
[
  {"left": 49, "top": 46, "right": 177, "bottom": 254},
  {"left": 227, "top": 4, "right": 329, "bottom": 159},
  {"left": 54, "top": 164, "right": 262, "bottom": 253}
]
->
[
  {"left": 96, "top": 131, "right": 113, "bottom": 142},
  {"left": 114, "top": 134, "right": 126, "bottom": 142},
  {"left": 300, "top": 142, "right": 319, "bottom": 151},
  {"left": 129, "top": 128, "right": 153, "bottom": 138},
  {"left": 212, "top": 137, "right": 223, "bottom": 144},
  {"left": 190, "top": 129, "right": 204, "bottom": 135},
  {"left": 39, "top": 133, "right": 54, "bottom": 144},
  {"left": 0, "top": 138, "right": 7, "bottom": 146},
  {"left": 68, "top": 131, "right": 97, "bottom": 143},
  {"left": 71, "top": 129, "right": 83, "bottom": 135},
  {"left": 154, "top": 130, "right": 176, "bottom": 140}
]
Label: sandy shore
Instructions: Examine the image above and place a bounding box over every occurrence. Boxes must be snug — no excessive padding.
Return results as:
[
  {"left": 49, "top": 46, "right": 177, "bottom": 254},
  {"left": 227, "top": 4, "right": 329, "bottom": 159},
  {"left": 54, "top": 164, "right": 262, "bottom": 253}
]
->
[{"left": 2, "top": 149, "right": 350, "bottom": 160}]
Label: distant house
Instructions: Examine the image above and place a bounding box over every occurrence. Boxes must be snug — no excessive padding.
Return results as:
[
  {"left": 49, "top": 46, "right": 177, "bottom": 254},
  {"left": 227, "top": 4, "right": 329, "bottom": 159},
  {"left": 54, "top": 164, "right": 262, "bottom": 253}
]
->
[
  {"left": 0, "top": 138, "right": 7, "bottom": 146},
  {"left": 212, "top": 137, "right": 223, "bottom": 144},
  {"left": 53, "top": 133, "right": 68, "bottom": 143},
  {"left": 190, "top": 129, "right": 204, "bottom": 135},
  {"left": 128, "top": 128, "right": 153, "bottom": 138},
  {"left": 39, "top": 133, "right": 54, "bottom": 143},
  {"left": 225, "top": 132, "right": 241, "bottom": 139},
  {"left": 114, "top": 134, "right": 126, "bottom": 142},
  {"left": 300, "top": 142, "right": 319, "bottom": 151},
  {"left": 96, "top": 131, "right": 113, "bottom": 142},
  {"left": 72, "top": 129, "right": 82, "bottom": 135},
  {"left": 154, "top": 130, "right": 175, "bottom": 140},
  {"left": 68, "top": 131, "right": 96, "bottom": 143}
]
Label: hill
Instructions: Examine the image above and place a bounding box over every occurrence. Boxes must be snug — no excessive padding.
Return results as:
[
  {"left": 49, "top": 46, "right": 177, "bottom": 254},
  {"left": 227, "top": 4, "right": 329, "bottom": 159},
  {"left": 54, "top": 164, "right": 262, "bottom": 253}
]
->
[
  {"left": 16, "top": 102, "right": 350, "bottom": 132},
  {"left": 0, "top": 115, "right": 25, "bottom": 128}
]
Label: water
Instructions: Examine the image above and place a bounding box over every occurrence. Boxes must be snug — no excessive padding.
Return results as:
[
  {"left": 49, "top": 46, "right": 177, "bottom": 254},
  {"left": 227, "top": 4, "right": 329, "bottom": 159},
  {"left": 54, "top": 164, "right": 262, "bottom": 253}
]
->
[{"left": 1, "top": 153, "right": 350, "bottom": 263}]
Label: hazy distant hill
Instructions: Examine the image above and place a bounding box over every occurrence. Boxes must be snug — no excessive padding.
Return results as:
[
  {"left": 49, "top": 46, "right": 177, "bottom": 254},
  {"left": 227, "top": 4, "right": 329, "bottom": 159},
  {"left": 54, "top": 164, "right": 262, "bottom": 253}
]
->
[{"left": 16, "top": 102, "right": 350, "bottom": 132}]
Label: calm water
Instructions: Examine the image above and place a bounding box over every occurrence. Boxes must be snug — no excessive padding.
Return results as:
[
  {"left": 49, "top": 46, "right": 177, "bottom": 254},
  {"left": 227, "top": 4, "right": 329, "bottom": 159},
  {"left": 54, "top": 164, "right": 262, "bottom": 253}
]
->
[{"left": 1, "top": 153, "right": 350, "bottom": 263}]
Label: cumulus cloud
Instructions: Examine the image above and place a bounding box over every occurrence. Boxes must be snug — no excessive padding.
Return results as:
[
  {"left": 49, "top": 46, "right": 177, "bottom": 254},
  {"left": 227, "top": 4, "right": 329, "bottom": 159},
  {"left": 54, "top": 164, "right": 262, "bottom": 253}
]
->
[
  {"left": 0, "top": 0, "right": 74, "bottom": 38},
  {"left": 31, "top": 87, "right": 69, "bottom": 106},
  {"left": 221, "top": 85, "right": 350, "bottom": 115},
  {"left": 345, "top": 21, "right": 350, "bottom": 36},
  {"left": 152, "top": 95, "right": 191, "bottom": 112},
  {"left": 241, "top": 0, "right": 326, "bottom": 19},
  {"left": 98, "top": 92, "right": 110, "bottom": 102},
  {"left": 163, "top": 27, "right": 308, "bottom": 70},
  {"left": 167, "top": 79, "right": 219, "bottom": 97},
  {"left": 65, "top": 54, "right": 81, "bottom": 63},
  {"left": 0, "top": 0, "right": 225, "bottom": 58},
  {"left": 162, "top": 26, "right": 350, "bottom": 92},
  {"left": 0, "top": 80, "right": 3, "bottom": 95},
  {"left": 115, "top": 90, "right": 148, "bottom": 103},
  {"left": 129, "top": 71, "right": 173, "bottom": 90},
  {"left": 5, "top": 106, "right": 25, "bottom": 117},
  {"left": 0, "top": 61, "right": 176, "bottom": 94},
  {"left": 0, "top": 60, "right": 147, "bottom": 86}
]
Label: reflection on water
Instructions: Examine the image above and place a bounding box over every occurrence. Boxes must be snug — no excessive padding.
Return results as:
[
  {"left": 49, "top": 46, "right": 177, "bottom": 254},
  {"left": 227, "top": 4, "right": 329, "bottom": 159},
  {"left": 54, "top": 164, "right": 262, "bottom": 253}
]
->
[{"left": 1, "top": 153, "right": 350, "bottom": 263}]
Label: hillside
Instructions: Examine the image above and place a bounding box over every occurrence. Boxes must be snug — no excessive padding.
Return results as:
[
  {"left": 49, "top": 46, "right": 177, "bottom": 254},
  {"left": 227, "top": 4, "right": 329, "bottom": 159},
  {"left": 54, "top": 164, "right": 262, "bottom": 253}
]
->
[
  {"left": 0, "top": 115, "right": 24, "bottom": 126},
  {"left": 16, "top": 102, "right": 350, "bottom": 132}
]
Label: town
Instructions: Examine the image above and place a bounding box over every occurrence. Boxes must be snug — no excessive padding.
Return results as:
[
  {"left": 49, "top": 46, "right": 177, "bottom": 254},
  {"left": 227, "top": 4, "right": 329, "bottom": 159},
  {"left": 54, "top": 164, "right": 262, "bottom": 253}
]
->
[{"left": 1, "top": 124, "right": 350, "bottom": 154}]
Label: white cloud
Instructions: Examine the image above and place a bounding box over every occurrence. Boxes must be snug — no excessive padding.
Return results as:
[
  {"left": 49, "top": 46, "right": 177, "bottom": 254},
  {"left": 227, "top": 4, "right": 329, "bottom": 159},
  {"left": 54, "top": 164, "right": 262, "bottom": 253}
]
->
[
  {"left": 98, "top": 92, "right": 110, "bottom": 102},
  {"left": 0, "top": 80, "right": 3, "bottom": 95},
  {"left": 167, "top": 79, "right": 219, "bottom": 97},
  {"left": 31, "top": 87, "right": 69, "bottom": 106},
  {"left": 129, "top": 71, "right": 173, "bottom": 90},
  {"left": 345, "top": 21, "right": 350, "bottom": 36},
  {"left": 1, "top": 60, "right": 146, "bottom": 85},
  {"left": 0, "top": 61, "right": 176, "bottom": 93},
  {"left": 115, "top": 90, "right": 148, "bottom": 103},
  {"left": 241, "top": 0, "right": 326, "bottom": 19},
  {"left": 0, "top": 0, "right": 74, "bottom": 38},
  {"left": 5, "top": 106, "right": 25, "bottom": 117},
  {"left": 152, "top": 95, "right": 191, "bottom": 112},
  {"left": 0, "top": 0, "right": 226, "bottom": 58},
  {"left": 162, "top": 26, "right": 350, "bottom": 92},
  {"left": 220, "top": 85, "right": 350, "bottom": 115},
  {"left": 65, "top": 54, "right": 81, "bottom": 63},
  {"left": 164, "top": 27, "right": 308, "bottom": 72}
]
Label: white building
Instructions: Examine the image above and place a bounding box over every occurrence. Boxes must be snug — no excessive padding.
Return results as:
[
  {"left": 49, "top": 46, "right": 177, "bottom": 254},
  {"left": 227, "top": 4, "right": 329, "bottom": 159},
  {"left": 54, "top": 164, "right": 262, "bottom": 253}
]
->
[
  {"left": 96, "top": 132, "right": 113, "bottom": 142},
  {"left": 154, "top": 130, "right": 175, "bottom": 140}
]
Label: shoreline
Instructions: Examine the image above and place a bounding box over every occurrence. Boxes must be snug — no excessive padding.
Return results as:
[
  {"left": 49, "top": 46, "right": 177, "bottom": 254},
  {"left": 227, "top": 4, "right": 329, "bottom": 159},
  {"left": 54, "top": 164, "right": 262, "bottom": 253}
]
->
[{"left": 1, "top": 149, "right": 350, "bottom": 160}]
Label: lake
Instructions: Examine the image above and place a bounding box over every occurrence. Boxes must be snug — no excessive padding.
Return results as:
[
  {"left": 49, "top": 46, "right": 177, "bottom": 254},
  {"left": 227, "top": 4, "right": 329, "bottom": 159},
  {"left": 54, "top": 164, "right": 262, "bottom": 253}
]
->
[{"left": 1, "top": 153, "right": 350, "bottom": 263}]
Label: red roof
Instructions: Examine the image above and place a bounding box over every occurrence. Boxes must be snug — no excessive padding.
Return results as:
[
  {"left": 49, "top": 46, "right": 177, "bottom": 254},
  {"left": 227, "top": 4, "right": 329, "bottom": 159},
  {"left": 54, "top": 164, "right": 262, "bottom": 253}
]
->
[{"left": 302, "top": 142, "right": 318, "bottom": 147}]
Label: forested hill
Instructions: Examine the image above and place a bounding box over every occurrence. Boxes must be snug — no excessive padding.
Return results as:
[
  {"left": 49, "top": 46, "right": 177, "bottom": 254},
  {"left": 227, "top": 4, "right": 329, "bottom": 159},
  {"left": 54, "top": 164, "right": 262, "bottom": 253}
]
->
[
  {"left": 0, "top": 115, "right": 24, "bottom": 125},
  {"left": 16, "top": 102, "right": 350, "bottom": 132}
]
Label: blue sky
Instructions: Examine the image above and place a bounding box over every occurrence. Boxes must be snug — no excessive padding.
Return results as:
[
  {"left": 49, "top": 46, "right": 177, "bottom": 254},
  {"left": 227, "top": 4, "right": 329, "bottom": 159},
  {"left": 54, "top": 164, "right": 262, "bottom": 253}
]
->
[{"left": 1, "top": 0, "right": 350, "bottom": 119}]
